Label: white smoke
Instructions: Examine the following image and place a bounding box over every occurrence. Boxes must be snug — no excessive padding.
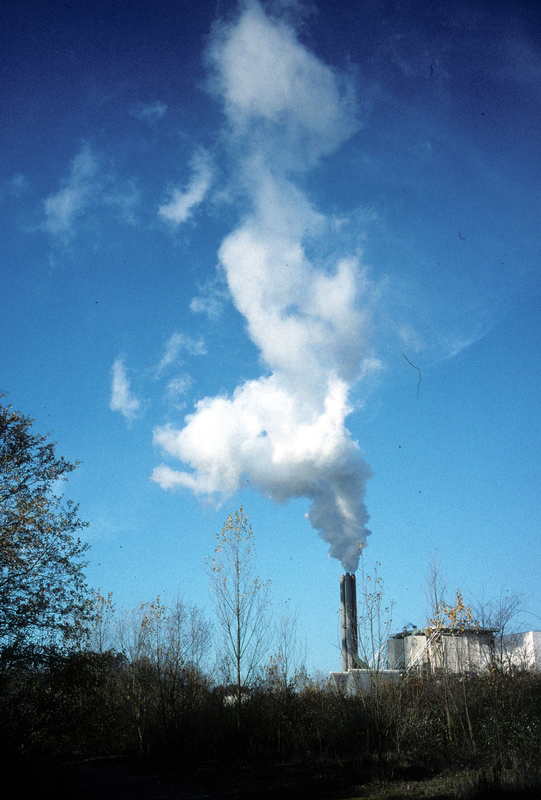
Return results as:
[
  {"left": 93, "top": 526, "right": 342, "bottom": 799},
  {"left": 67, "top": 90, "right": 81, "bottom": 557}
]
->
[{"left": 152, "top": 1, "right": 378, "bottom": 572}]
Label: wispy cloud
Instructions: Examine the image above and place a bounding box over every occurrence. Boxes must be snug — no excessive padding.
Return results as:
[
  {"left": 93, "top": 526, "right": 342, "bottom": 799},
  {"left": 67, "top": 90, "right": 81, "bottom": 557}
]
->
[
  {"left": 155, "top": 333, "right": 207, "bottom": 378},
  {"left": 158, "top": 149, "right": 213, "bottom": 226},
  {"left": 41, "top": 144, "right": 140, "bottom": 241},
  {"left": 130, "top": 100, "right": 168, "bottom": 122},
  {"left": 166, "top": 375, "right": 194, "bottom": 409},
  {"left": 189, "top": 278, "right": 229, "bottom": 320},
  {"left": 9, "top": 174, "right": 30, "bottom": 196},
  {"left": 103, "top": 179, "right": 140, "bottom": 226},
  {"left": 110, "top": 358, "right": 142, "bottom": 421},
  {"left": 0, "top": 174, "right": 31, "bottom": 205},
  {"left": 42, "top": 144, "right": 99, "bottom": 239},
  {"left": 438, "top": 324, "right": 491, "bottom": 362},
  {"left": 398, "top": 324, "right": 425, "bottom": 353}
]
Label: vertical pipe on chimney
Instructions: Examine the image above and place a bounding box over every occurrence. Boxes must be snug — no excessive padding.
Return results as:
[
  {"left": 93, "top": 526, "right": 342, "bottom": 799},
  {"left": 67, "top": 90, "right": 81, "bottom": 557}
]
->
[{"left": 340, "top": 574, "right": 348, "bottom": 671}]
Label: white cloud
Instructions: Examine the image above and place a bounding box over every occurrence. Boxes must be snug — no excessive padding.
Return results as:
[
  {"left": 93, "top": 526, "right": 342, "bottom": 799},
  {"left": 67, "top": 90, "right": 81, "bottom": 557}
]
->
[
  {"left": 110, "top": 358, "right": 142, "bottom": 421},
  {"left": 130, "top": 100, "right": 168, "bottom": 122},
  {"left": 158, "top": 149, "right": 213, "bottom": 226}
]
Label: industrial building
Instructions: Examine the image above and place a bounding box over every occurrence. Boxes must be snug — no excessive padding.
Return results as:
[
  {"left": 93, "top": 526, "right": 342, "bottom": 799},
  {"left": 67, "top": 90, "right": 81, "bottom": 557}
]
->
[
  {"left": 386, "top": 627, "right": 541, "bottom": 674},
  {"left": 387, "top": 626, "right": 497, "bottom": 674}
]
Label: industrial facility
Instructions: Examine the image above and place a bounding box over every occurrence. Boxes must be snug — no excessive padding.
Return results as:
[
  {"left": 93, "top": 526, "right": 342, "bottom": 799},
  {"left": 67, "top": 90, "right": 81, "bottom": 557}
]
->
[
  {"left": 331, "top": 572, "right": 401, "bottom": 692},
  {"left": 331, "top": 573, "right": 541, "bottom": 692}
]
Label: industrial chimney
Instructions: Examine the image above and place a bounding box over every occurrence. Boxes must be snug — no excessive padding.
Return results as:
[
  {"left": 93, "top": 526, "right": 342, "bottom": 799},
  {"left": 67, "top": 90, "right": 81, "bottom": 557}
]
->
[{"left": 340, "top": 572, "right": 359, "bottom": 671}]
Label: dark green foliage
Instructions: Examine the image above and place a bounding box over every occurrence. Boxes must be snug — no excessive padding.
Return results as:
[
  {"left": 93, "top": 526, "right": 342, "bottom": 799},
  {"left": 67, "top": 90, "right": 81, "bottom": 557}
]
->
[
  {"left": 0, "top": 404, "right": 90, "bottom": 668},
  {"left": 2, "top": 655, "right": 541, "bottom": 797}
]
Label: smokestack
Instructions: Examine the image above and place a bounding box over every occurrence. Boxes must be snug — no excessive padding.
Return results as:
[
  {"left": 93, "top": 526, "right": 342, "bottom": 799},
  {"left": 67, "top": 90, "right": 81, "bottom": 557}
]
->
[
  {"left": 340, "top": 575, "right": 348, "bottom": 671},
  {"left": 340, "top": 572, "right": 359, "bottom": 670}
]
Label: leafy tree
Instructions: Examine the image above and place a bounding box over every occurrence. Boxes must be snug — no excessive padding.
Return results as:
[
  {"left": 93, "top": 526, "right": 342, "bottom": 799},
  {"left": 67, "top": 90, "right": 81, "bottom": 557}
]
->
[
  {"left": 207, "top": 507, "right": 271, "bottom": 720},
  {"left": 0, "top": 403, "right": 90, "bottom": 668}
]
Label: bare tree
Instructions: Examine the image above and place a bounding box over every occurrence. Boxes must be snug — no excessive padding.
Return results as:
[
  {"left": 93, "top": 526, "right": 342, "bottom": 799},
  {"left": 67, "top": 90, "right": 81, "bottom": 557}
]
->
[
  {"left": 425, "top": 552, "right": 448, "bottom": 623},
  {"left": 87, "top": 589, "right": 116, "bottom": 653},
  {"left": 357, "top": 559, "right": 394, "bottom": 672},
  {"left": 473, "top": 589, "right": 528, "bottom": 669},
  {"left": 270, "top": 600, "right": 308, "bottom": 690},
  {"left": 115, "top": 595, "right": 211, "bottom": 672},
  {"left": 354, "top": 560, "right": 399, "bottom": 778},
  {"left": 114, "top": 596, "right": 212, "bottom": 752},
  {"left": 207, "top": 507, "right": 272, "bottom": 719}
]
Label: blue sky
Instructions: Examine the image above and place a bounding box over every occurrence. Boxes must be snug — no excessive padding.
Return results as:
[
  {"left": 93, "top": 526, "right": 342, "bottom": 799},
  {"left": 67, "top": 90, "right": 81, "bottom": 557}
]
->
[{"left": 2, "top": 0, "right": 540, "bottom": 673}]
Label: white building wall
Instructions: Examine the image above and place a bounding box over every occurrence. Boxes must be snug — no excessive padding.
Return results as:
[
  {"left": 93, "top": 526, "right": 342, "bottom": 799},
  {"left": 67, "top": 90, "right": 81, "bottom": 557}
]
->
[
  {"left": 500, "top": 631, "right": 541, "bottom": 670},
  {"left": 533, "top": 631, "right": 541, "bottom": 668},
  {"left": 388, "top": 631, "right": 494, "bottom": 673},
  {"left": 330, "top": 669, "right": 402, "bottom": 694}
]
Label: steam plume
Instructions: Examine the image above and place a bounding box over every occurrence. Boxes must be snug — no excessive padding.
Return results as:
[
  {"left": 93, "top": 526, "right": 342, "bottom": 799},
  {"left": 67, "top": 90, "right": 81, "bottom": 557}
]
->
[{"left": 152, "top": 2, "right": 376, "bottom": 572}]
